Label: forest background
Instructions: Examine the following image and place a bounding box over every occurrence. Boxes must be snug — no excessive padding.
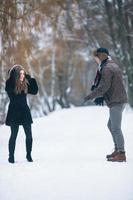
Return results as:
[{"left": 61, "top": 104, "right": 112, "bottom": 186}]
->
[{"left": 0, "top": 0, "right": 133, "bottom": 124}]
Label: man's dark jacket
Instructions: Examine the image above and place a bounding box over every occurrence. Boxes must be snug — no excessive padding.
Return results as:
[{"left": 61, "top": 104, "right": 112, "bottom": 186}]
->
[{"left": 86, "top": 60, "right": 127, "bottom": 107}]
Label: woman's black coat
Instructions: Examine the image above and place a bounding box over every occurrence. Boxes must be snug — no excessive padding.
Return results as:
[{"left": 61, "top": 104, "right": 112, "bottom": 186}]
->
[{"left": 5, "top": 76, "right": 38, "bottom": 126}]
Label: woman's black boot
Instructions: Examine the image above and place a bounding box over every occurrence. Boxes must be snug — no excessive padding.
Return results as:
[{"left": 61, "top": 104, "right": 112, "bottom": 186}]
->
[
  {"left": 26, "top": 153, "right": 33, "bottom": 162},
  {"left": 8, "top": 155, "right": 15, "bottom": 163}
]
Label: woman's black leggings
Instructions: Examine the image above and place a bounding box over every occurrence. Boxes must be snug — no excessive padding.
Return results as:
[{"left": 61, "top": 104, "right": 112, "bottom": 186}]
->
[{"left": 9, "top": 123, "right": 32, "bottom": 156}]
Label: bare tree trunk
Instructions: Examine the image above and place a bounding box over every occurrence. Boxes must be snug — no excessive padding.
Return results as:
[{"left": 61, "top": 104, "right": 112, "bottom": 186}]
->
[
  {"left": 104, "top": 0, "right": 133, "bottom": 106},
  {"left": 51, "top": 43, "right": 56, "bottom": 111}
]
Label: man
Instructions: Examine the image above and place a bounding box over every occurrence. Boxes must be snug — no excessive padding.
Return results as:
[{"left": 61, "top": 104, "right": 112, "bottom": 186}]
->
[{"left": 84, "top": 47, "right": 127, "bottom": 162}]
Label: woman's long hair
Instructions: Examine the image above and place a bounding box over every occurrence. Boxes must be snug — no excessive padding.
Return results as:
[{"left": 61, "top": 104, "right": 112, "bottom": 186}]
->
[{"left": 15, "top": 75, "right": 28, "bottom": 94}]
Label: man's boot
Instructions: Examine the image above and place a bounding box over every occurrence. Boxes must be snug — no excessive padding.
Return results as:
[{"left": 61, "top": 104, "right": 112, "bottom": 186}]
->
[
  {"left": 107, "top": 151, "right": 126, "bottom": 162},
  {"left": 106, "top": 149, "right": 118, "bottom": 159}
]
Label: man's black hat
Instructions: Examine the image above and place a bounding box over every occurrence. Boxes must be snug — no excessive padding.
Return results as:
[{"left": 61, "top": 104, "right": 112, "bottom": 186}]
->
[{"left": 96, "top": 47, "right": 109, "bottom": 55}]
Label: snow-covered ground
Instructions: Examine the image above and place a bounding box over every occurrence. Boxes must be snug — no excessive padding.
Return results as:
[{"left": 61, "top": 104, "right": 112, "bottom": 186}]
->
[{"left": 0, "top": 106, "right": 133, "bottom": 200}]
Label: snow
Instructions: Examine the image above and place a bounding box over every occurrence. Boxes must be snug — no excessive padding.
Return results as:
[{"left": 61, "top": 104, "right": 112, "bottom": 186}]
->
[{"left": 0, "top": 106, "right": 133, "bottom": 200}]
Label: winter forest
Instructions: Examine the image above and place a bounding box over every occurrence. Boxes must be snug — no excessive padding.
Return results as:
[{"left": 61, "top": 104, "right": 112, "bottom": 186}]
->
[{"left": 0, "top": 0, "right": 133, "bottom": 124}]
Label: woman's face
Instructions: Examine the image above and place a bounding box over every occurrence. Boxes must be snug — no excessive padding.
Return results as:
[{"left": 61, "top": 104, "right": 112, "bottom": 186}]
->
[{"left": 19, "top": 70, "right": 25, "bottom": 82}]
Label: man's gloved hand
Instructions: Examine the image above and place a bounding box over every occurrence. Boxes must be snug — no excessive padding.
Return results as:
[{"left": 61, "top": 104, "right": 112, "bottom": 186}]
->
[{"left": 94, "top": 97, "right": 104, "bottom": 106}]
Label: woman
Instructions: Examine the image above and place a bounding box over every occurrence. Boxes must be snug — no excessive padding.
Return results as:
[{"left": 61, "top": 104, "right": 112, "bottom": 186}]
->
[{"left": 5, "top": 64, "right": 38, "bottom": 163}]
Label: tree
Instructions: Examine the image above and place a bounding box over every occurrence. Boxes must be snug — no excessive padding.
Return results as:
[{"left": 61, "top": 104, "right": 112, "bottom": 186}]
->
[
  {"left": 104, "top": 0, "right": 133, "bottom": 105},
  {"left": 0, "top": 0, "right": 133, "bottom": 124}
]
